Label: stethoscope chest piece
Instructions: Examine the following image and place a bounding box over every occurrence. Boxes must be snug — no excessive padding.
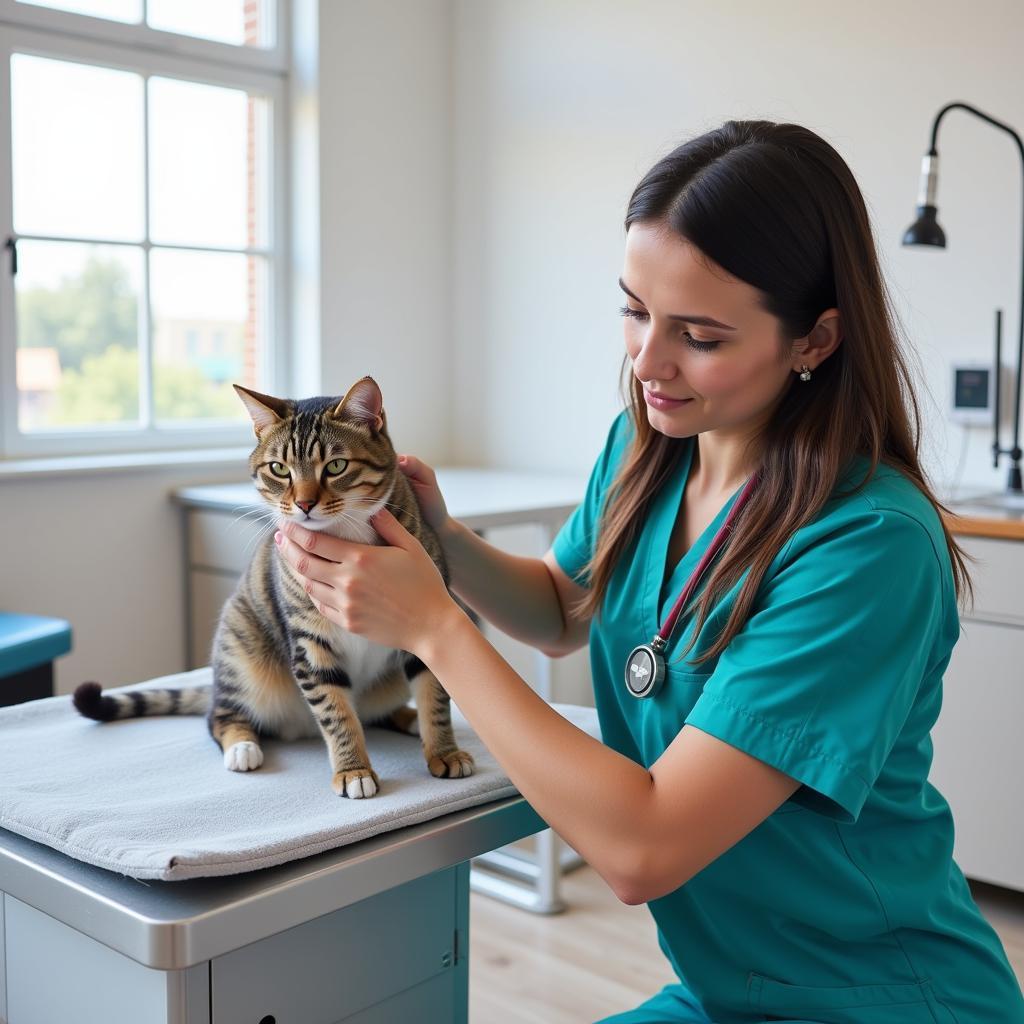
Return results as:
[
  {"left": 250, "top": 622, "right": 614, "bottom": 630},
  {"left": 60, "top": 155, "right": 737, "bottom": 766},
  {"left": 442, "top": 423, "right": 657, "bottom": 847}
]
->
[
  {"left": 621, "top": 468, "right": 762, "bottom": 701},
  {"left": 625, "top": 641, "right": 666, "bottom": 699}
]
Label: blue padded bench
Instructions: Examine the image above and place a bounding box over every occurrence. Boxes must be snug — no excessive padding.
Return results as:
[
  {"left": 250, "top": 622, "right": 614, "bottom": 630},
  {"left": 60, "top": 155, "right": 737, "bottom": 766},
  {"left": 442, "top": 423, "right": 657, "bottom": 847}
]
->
[{"left": 0, "top": 612, "right": 72, "bottom": 707}]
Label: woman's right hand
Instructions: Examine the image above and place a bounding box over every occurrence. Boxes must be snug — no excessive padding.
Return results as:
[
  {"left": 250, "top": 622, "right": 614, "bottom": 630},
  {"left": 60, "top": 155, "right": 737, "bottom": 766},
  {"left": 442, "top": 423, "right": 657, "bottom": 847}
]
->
[{"left": 396, "top": 454, "right": 454, "bottom": 536}]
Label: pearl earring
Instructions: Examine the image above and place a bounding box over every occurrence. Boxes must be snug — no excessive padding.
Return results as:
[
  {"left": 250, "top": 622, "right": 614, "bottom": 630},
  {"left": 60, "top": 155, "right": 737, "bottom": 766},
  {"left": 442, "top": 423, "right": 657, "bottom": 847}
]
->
[{"left": 798, "top": 364, "right": 812, "bottom": 382}]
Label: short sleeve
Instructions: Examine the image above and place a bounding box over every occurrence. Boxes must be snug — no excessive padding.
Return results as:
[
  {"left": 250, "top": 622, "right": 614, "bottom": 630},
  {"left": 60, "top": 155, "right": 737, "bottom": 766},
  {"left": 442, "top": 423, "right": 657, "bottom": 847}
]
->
[
  {"left": 684, "top": 507, "right": 947, "bottom": 824},
  {"left": 551, "top": 409, "right": 633, "bottom": 587}
]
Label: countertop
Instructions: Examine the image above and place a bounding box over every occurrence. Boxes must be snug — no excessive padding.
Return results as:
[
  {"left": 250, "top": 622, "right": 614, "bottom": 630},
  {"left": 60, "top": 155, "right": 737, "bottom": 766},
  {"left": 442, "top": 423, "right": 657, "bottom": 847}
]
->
[{"left": 941, "top": 491, "right": 1024, "bottom": 541}]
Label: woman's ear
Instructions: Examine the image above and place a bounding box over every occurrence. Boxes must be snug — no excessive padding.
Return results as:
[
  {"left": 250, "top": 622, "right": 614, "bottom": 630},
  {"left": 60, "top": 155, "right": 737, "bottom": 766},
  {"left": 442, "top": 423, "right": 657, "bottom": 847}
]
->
[{"left": 792, "top": 308, "right": 842, "bottom": 372}]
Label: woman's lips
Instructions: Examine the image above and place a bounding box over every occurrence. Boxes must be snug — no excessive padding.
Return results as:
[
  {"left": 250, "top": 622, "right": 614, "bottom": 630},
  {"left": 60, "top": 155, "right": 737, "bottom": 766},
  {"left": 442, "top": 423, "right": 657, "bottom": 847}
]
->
[{"left": 644, "top": 389, "right": 693, "bottom": 410}]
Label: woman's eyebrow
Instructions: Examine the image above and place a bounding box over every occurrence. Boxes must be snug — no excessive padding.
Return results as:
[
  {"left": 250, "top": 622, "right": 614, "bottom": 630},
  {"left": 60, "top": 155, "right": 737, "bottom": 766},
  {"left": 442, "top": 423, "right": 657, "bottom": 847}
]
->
[{"left": 618, "top": 277, "right": 737, "bottom": 331}]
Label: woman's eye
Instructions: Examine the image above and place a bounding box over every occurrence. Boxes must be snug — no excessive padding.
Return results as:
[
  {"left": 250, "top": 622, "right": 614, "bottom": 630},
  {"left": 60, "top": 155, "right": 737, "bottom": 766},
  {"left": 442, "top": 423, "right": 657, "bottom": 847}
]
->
[
  {"left": 325, "top": 459, "right": 348, "bottom": 475},
  {"left": 684, "top": 336, "right": 720, "bottom": 353},
  {"left": 618, "top": 305, "right": 720, "bottom": 352},
  {"left": 619, "top": 304, "right": 649, "bottom": 323},
  {"left": 269, "top": 462, "right": 290, "bottom": 478}
]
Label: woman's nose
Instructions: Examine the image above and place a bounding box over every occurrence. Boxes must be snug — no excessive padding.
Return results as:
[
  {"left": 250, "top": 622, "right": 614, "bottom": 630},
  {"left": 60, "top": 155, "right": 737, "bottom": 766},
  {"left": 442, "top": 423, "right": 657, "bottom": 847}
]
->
[{"left": 631, "top": 327, "right": 677, "bottom": 382}]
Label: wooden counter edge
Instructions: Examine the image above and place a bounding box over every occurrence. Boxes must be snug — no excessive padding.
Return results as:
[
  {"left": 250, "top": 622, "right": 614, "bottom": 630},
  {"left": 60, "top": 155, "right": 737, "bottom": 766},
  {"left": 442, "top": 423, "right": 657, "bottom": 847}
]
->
[{"left": 941, "top": 511, "right": 1024, "bottom": 541}]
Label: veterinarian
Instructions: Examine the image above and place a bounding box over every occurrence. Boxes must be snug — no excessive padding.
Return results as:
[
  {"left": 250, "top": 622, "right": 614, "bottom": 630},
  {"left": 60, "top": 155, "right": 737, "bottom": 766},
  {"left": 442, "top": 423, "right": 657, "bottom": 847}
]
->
[{"left": 275, "top": 120, "right": 1024, "bottom": 1023}]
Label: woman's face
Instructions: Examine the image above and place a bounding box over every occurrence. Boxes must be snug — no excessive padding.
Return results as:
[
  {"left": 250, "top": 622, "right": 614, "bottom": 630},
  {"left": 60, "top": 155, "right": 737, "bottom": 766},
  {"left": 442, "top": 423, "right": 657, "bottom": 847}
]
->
[{"left": 621, "top": 221, "right": 799, "bottom": 440}]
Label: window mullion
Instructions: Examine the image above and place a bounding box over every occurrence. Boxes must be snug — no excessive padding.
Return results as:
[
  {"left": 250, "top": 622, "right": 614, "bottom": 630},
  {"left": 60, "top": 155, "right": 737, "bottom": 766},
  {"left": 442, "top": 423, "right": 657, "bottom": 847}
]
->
[
  {"left": 140, "top": 70, "right": 153, "bottom": 430},
  {"left": 9, "top": 232, "right": 271, "bottom": 258},
  {"left": 0, "top": 42, "right": 19, "bottom": 457}
]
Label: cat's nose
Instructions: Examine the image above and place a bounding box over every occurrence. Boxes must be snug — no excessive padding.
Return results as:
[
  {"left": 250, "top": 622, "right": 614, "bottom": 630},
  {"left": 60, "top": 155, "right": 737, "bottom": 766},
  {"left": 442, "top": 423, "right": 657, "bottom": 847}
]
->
[{"left": 295, "top": 499, "right": 317, "bottom": 514}]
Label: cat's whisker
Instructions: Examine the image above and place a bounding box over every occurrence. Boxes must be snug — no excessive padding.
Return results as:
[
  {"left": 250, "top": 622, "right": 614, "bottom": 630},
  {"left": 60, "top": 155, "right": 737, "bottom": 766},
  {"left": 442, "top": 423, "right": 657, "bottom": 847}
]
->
[
  {"left": 241, "top": 520, "right": 279, "bottom": 559},
  {"left": 229, "top": 505, "right": 278, "bottom": 524},
  {"left": 233, "top": 516, "right": 280, "bottom": 545},
  {"left": 231, "top": 511, "right": 278, "bottom": 531},
  {"left": 343, "top": 497, "right": 406, "bottom": 512}
]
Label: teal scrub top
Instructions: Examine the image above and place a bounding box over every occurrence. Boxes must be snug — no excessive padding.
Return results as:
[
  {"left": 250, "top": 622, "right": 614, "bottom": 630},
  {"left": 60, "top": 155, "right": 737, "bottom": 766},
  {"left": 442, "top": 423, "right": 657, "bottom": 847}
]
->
[{"left": 552, "top": 409, "right": 1024, "bottom": 1024}]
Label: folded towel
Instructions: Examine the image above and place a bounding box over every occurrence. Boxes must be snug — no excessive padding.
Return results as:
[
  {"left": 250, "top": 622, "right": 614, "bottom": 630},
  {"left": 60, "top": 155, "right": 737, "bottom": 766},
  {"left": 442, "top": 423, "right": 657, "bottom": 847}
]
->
[{"left": 0, "top": 666, "right": 601, "bottom": 880}]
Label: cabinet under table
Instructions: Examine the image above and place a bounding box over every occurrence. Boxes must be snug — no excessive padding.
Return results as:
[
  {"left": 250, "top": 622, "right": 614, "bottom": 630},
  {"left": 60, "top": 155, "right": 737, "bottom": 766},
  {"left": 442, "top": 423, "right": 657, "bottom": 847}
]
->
[{"left": 0, "top": 796, "right": 545, "bottom": 1023}]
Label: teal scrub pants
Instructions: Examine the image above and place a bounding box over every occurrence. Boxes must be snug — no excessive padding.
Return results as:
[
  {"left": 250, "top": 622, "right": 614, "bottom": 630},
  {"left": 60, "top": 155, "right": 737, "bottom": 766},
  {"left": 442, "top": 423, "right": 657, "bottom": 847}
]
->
[
  {"left": 593, "top": 982, "right": 830, "bottom": 1023},
  {"left": 594, "top": 983, "right": 712, "bottom": 1023}
]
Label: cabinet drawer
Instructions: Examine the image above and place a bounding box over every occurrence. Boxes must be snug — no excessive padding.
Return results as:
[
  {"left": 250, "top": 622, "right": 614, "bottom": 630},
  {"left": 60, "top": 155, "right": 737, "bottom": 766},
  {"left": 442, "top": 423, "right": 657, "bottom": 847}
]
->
[
  {"left": 211, "top": 868, "right": 458, "bottom": 1024},
  {"left": 931, "top": 619, "right": 1024, "bottom": 890},
  {"left": 958, "top": 536, "right": 1024, "bottom": 625},
  {"left": 188, "top": 508, "right": 270, "bottom": 575}
]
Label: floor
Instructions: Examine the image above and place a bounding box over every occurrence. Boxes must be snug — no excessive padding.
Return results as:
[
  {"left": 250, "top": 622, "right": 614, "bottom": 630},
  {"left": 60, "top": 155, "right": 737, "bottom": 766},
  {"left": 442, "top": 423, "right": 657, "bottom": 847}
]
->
[{"left": 468, "top": 845, "right": 1024, "bottom": 1024}]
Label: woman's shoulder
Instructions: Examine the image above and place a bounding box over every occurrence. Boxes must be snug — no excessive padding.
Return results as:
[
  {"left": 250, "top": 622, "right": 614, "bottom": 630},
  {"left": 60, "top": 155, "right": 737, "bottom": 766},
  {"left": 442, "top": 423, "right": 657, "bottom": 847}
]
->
[{"left": 785, "top": 455, "right": 952, "bottom": 580}]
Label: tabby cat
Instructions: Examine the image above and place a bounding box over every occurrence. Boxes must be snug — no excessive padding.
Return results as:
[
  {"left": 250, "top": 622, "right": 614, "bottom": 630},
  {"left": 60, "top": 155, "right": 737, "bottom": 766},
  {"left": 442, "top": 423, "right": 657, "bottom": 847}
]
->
[{"left": 73, "top": 375, "right": 475, "bottom": 798}]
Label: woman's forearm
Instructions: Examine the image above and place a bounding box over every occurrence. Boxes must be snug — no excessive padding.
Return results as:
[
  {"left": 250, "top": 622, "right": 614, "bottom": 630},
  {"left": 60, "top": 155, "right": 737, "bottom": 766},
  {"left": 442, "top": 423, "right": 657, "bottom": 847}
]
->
[
  {"left": 437, "top": 517, "right": 566, "bottom": 651},
  {"left": 419, "top": 604, "right": 654, "bottom": 901}
]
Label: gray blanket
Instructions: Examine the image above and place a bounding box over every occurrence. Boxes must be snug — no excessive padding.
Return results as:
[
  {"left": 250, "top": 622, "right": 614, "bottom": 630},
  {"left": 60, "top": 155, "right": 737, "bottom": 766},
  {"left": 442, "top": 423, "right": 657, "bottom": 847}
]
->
[{"left": 0, "top": 667, "right": 601, "bottom": 880}]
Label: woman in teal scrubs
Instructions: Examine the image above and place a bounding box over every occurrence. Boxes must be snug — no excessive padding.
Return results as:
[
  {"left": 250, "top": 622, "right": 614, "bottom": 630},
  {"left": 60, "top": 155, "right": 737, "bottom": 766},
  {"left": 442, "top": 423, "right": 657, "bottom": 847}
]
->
[{"left": 276, "top": 120, "right": 1024, "bottom": 1023}]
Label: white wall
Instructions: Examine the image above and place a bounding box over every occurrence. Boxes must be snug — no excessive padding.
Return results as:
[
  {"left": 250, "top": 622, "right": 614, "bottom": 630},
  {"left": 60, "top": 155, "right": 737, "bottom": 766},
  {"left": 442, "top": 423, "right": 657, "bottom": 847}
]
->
[
  {"left": 316, "top": 0, "right": 454, "bottom": 460},
  {"left": 450, "top": 0, "right": 1024, "bottom": 499}
]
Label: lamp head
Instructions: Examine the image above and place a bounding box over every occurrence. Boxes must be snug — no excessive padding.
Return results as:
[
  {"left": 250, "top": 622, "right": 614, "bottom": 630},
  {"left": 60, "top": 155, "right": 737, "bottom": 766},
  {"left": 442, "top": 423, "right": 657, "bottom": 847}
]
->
[
  {"left": 902, "top": 151, "right": 946, "bottom": 248},
  {"left": 902, "top": 205, "right": 946, "bottom": 248}
]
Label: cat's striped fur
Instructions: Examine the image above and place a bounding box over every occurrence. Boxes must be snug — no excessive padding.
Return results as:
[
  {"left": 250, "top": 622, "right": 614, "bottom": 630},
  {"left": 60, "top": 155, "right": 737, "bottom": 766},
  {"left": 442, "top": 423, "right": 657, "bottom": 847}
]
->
[{"left": 73, "top": 376, "right": 474, "bottom": 798}]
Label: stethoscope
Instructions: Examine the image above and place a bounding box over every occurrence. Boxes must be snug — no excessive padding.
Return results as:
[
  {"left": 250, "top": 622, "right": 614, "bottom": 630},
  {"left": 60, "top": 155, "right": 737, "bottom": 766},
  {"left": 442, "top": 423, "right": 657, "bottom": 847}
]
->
[{"left": 624, "top": 470, "right": 761, "bottom": 699}]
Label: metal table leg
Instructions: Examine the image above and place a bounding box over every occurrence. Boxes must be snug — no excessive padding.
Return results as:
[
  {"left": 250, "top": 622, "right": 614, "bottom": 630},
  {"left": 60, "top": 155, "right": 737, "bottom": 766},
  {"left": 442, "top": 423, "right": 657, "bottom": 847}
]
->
[{"left": 467, "top": 518, "right": 584, "bottom": 914}]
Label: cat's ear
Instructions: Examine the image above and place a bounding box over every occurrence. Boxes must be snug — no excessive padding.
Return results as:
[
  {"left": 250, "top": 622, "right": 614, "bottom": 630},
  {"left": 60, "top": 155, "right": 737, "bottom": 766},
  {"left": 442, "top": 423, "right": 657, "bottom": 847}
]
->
[
  {"left": 233, "top": 384, "right": 291, "bottom": 438},
  {"left": 332, "top": 376, "right": 387, "bottom": 433}
]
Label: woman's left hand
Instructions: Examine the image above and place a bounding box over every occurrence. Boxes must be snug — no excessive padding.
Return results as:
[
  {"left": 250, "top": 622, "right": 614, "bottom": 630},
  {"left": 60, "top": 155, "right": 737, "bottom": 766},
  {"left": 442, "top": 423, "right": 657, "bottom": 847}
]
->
[{"left": 274, "top": 508, "right": 459, "bottom": 657}]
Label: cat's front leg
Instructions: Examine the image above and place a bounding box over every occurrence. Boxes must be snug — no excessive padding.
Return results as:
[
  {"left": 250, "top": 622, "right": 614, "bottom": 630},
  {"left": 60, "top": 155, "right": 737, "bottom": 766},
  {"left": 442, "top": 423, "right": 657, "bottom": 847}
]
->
[
  {"left": 405, "top": 656, "right": 475, "bottom": 779},
  {"left": 293, "top": 644, "right": 380, "bottom": 798}
]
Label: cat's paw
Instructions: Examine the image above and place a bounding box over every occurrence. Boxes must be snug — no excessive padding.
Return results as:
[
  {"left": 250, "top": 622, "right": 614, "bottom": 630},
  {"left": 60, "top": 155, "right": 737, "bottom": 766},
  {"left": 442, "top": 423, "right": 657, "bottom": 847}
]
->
[
  {"left": 224, "top": 741, "right": 264, "bottom": 772},
  {"left": 427, "top": 749, "right": 475, "bottom": 779},
  {"left": 332, "top": 768, "right": 380, "bottom": 798}
]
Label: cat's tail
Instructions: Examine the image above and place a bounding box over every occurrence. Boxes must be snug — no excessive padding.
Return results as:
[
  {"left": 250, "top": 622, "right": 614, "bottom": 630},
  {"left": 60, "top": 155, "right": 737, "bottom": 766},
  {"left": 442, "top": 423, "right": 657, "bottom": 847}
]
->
[{"left": 72, "top": 681, "right": 210, "bottom": 721}]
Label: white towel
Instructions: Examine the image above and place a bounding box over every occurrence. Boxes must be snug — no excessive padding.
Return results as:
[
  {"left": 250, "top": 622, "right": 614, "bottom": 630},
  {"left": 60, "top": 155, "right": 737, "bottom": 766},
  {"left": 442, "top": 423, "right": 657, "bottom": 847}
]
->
[{"left": 0, "top": 667, "right": 601, "bottom": 880}]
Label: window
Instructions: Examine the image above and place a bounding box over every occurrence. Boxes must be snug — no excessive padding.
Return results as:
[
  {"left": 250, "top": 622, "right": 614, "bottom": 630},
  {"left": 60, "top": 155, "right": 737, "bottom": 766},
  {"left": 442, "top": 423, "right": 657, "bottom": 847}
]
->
[{"left": 0, "top": 0, "right": 288, "bottom": 458}]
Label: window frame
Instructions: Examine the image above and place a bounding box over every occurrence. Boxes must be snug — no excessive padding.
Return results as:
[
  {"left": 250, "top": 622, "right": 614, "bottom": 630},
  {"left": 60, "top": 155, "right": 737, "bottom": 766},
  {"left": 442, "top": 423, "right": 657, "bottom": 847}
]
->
[{"left": 0, "top": 1, "right": 291, "bottom": 459}]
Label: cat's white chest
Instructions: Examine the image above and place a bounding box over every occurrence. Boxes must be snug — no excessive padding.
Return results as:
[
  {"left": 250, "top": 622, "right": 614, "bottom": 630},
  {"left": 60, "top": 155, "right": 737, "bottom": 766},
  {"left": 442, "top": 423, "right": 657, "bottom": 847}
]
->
[{"left": 322, "top": 621, "right": 399, "bottom": 690}]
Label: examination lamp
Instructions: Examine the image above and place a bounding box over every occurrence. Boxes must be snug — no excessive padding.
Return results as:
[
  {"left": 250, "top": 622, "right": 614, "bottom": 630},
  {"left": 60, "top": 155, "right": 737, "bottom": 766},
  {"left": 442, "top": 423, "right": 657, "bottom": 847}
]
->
[{"left": 903, "top": 101, "right": 1024, "bottom": 495}]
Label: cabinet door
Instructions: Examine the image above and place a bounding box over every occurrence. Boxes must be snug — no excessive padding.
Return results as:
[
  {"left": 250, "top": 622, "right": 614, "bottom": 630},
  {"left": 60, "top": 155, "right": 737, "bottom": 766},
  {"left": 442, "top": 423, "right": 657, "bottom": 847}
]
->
[
  {"left": 930, "top": 619, "right": 1024, "bottom": 890},
  {"left": 211, "top": 868, "right": 460, "bottom": 1024},
  {"left": 189, "top": 569, "right": 241, "bottom": 669},
  {"left": 3, "top": 895, "right": 209, "bottom": 1024}
]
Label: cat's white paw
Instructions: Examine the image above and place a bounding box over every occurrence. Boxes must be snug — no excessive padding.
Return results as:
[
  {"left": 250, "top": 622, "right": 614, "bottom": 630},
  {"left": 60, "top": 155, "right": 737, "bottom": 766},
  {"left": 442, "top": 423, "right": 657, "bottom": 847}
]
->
[
  {"left": 347, "top": 774, "right": 377, "bottom": 798},
  {"left": 333, "top": 769, "right": 379, "bottom": 798},
  {"left": 224, "top": 741, "right": 264, "bottom": 772}
]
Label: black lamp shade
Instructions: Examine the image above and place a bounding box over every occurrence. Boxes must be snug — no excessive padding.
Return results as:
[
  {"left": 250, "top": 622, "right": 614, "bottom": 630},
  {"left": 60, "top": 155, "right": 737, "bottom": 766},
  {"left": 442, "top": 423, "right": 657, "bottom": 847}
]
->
[{"left": 902, "top": 205, "right": 946, "bottom": 247}]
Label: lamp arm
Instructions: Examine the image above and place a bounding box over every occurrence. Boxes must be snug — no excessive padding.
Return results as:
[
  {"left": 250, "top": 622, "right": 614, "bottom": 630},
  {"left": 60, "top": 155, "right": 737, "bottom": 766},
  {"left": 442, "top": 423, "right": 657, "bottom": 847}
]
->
[{"left": 928, "top": 102, "right": 1024, "bottom": 488}]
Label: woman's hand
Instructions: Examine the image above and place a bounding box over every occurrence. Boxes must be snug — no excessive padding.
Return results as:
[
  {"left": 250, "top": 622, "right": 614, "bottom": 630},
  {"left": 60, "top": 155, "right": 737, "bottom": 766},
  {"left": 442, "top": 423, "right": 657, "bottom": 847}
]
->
[
  {"left": 274, "top": 508, "right": 463, "bottom": 657},
  {"left": 396, "top": 454, "right": 453, "bottom": 536}
]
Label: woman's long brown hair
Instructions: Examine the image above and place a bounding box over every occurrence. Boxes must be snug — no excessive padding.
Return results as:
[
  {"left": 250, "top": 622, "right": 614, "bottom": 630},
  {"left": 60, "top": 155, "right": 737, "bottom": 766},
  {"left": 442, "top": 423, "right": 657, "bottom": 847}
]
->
[{"left": 571, "top": 120, "right": 973, "bottom": 667}]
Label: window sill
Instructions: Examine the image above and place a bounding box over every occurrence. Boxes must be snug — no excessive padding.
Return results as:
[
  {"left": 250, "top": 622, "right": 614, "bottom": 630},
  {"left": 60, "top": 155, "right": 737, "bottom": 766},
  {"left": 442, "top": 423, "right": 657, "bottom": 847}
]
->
[{"left": 0, "top": 446, "right": 253, "bottom": 481}]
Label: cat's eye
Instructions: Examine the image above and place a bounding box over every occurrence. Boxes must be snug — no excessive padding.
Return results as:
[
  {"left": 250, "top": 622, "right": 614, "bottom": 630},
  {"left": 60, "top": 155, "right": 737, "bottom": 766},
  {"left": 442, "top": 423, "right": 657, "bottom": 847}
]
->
[
  {"left": 268, "top": 462, "right": 290, "bottom": 478},
  {"left": 325, "top": 459, "right": 348, "bottom": 476}
]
